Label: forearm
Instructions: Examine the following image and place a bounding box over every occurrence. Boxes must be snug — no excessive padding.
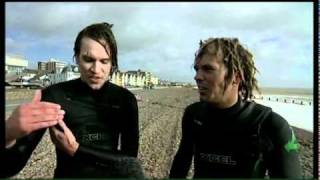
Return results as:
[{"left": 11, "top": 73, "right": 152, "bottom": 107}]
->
[
  {"left": 74, "top": 145, "right": 130, "bottom": 164},
  {"left": 5, "top": 140, "right": 16, "bottom": 149},
  {"left": 2, "top": 129, "right": 45, "bottom": 178},
  {"left": 169, "top": 149, "right": 193, "bottom": 178},
  {"left": 121, "top": 95, "right": 139, "bottom": 157},
  {"left": 268, "top": 150, "right": 302, "bottom": 178},
  {"left": 121, "top": 131, "right": 139, "bottom": 157},
  {"left": 71, "top": 144, "right": 144, "bottom": 178}
]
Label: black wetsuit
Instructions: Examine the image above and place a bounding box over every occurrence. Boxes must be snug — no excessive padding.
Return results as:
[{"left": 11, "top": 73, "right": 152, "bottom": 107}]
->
[
  {"left": 3, "top": 78, "right": 141, "bottom": 178},
  {"left": 169, "top": 98, "right": 302, "bottom": 178}
]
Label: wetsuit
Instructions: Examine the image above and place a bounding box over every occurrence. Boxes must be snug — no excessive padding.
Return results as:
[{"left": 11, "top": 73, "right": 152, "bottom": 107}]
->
[
  {"left": 3, "top": 78, "right": 141, "bottom": 178},
  {"left": 169, "top": 98, "right": 302, "bottom": 178}
]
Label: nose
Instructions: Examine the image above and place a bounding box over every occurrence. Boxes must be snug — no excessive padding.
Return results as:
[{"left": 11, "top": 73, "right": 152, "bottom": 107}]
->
[
  {"left": 194, "top": 70, "right": 203, "bottom": 82},
  {"left": 90, "top": 62, "right": 99, "bottom": 73}
]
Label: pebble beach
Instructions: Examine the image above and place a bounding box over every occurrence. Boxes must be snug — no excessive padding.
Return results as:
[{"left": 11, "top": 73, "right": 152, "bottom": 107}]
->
[{"left": 5, "top": 87, "right": 314, "bottom": 179}]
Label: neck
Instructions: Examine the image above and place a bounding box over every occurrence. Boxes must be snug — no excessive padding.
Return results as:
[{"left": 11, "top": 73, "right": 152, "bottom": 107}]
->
[
  {"left": 209, "top": 91, "right": 239, "bottom": 109},
  {"left": 218, "top": 97, "right": 238, "bottom": 109}
]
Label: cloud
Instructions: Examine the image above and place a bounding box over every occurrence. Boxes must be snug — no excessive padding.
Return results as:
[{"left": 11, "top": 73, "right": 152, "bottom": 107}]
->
[{"left": 5, "top": 2, "right": 313, "bottom": 88}]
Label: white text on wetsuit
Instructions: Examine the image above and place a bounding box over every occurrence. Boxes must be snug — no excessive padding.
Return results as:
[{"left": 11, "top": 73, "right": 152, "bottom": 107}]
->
[{"left": 199, "top": 153, "right": 237, "bottom": 165}]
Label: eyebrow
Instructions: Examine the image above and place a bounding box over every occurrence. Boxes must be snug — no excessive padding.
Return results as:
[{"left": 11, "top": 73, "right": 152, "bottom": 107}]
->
[{"left": 82, "top": 55, "right": 111, "bottom": 61}]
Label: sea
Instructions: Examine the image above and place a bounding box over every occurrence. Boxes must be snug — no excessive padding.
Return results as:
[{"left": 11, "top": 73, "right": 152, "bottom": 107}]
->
[{"left": 253, "top": 87, "right": 313, "bottom": 132}]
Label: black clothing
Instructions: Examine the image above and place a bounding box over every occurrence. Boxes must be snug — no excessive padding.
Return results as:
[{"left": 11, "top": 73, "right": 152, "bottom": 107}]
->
[
  {"left": 169, "top": 99, "right": 302, "bottom": 178},
  {"left": 3, "top": 78, "right": 140, "bottom": 178}
]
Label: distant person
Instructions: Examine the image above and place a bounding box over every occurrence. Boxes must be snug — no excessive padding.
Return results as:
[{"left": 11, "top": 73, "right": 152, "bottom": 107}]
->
[
  {"left": 4, "top": 22, "right": 144, "bottom": 178},
  {"left": 169, "top": 38, "right": 301, "bottom": 178}
]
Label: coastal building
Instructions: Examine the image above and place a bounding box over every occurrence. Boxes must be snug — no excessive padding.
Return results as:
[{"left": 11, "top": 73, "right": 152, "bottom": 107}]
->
[
  {"left": 47, "top": 65, "right": 80, "bottom": 85},
  {"left": 20, "top": 69, "right": 38, "bottom": 81},
  {"left": 38, "top": 61, "right": 46, "bottom": 72},
  {"left": 5, "top": 55, "right": 28, "bottom": 75},
  {"left": 110, "top": 69, "right": 159, "bottom": 88},
  {"left": 111, "top": 70, "right": 125, "bottom": 87},
  {"left": 150, "top": 76, "right": 159, "bottom": 86},
  {"left": 38, "top": 58, "right": 67, "bottom": 73},
  {"left": 125, "top": 69, "right": 147, "bottom": 87}
]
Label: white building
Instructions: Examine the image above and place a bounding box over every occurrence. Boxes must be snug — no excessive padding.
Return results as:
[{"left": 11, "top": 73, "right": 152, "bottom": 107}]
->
[
  {"left": 125, "top": 70, "right": 147, "bottom": 87},
  {"left": 5, "top": 55, "right": 28, "bottom": 75},
  {"left": 151, "top": 76, "right": 159, "bottom": 86},
  {"left": 110, "top": 69, "right": 159, "bottom": 88},
  {"left": 38, "top": 58, "right": 67, "bottom": 73},
  {"left": 47, "top": 65, "right": 80, "bottom": 85},
  {"left": 21, "top": 69, "right": 38, "bottom": 81}
]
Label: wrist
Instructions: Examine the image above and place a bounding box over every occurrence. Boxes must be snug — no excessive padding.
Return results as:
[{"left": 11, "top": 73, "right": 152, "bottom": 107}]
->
[
  {"left": 70, "top": 141, "right": 79, "bottom": 156},
  {"left": 6, "top": 139, "right": 16, "bottom": 149},
  {"left": 5, "top": 121, "right": 17, "bottom": 146}
]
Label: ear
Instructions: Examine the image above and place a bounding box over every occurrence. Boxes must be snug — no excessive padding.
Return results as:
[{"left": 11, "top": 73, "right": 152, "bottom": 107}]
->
[{"left": 232, "top": 70, "right": 242, "bottom": 85}]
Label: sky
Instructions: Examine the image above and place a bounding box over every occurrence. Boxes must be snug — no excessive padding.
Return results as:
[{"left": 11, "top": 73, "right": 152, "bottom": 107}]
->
[{"left": 5, "top": 2, "right": 314, "bottom": 88}]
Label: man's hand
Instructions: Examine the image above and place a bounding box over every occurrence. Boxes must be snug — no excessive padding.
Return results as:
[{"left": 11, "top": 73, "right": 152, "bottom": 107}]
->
[
  {"left": 5, "top": 90, "right": 65, "bottom": 148},
  {"left": 49, "top": 120, "right": 79, "bottom": 156}
]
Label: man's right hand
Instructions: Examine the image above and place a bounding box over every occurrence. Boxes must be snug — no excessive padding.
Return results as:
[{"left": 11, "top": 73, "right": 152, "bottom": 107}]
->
[{"left": 5, "top": 90, "right": 65, "bottom": 148}]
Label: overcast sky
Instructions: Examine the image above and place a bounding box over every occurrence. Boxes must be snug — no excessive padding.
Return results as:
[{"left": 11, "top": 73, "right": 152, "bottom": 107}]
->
[{"left": 5, "top": 2, "right": 313, "bottom": 88}]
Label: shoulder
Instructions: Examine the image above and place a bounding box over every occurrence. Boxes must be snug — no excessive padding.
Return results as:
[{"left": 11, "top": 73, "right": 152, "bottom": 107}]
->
[
  {"left": 41, "top": 79, "right": 77, "bottom": 100},
  {"left": 244, "top": 101, "right": 272, "bottom": 114},
  {"left": 256, "top": 104, "right": 293, "bottom": 145},
  {"left": 265, "top": 111, "right": 289, "bottom": 131},
  {"left": 252, "top": 101, "right": 288, "bottom": 128},
  {"left": 43, "top": 79, "right": 76, "bottom": 92},
  {"left": 185, "top": 102, "right": 203, "bottom": 114}
]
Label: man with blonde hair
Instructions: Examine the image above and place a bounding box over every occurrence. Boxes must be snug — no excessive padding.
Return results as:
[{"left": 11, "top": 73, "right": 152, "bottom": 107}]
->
[{"left": 170, "top": 38, "right": 301, "bottom": 178}]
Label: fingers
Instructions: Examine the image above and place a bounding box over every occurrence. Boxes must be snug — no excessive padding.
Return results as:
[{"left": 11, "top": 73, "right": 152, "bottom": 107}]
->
[
  {"left": 29, "top": 120, "right": 59, "bottom": 132},
  {"left": 19, "top": 102, "right": 65, "bottom": 123},
  {"left": 49, "top": 126, "right": 64, "bottom": 144},
  {"left": 29, "top": 115, "right": 61, "bottom": 123},
  {"left": 58, "top": 121, "right": 75, "bottom": 143},
  {"left": 29, "top": 102, "right": 61, "bottom": 110},
  {"left": 58, "top": 121, "right": 71, "bottom": 136},
  {"left": 32, "top": 90, "right": 42, "bottom": 103},
  {"left": 30, "top": 109, "right": 65, "bottom": 118},
  {"left": 58, "top": 120, "right": 68, "bottom": 131}
]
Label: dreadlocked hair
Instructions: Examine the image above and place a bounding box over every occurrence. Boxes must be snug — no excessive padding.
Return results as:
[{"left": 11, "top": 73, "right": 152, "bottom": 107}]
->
[{"left": 195, "top": 37, "right": 260, "bottom": 100}]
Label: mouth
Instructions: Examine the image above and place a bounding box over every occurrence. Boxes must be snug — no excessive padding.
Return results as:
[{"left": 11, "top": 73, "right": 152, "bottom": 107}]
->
[
  {"left": 197, "top": 85, "right": 208, "bottom": 96},
  {"left": 197, "top": 85, "right": 207, "bottom": 91},
  {"left": 88, "top": 76, "right": 102, "bottom": 83}
]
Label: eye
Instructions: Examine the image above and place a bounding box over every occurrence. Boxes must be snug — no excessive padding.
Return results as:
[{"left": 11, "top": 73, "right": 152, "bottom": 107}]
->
[
  {"left": 203, "top": 67, "right": 213, "bottom": 71},
  {"left": 193, "top": 66, "right": 198, "bottom": 72},
  {"left": 101, "top": 59, "right": 111, "bottom": 64},
  {"left": 82, "top": 56, "right": 93, "bottom": 62}
]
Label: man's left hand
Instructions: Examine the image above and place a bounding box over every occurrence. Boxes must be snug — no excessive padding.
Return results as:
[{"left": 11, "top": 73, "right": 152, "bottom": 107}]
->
[{"left": 49, "top": 121, "right": 79, "bottom": 156}]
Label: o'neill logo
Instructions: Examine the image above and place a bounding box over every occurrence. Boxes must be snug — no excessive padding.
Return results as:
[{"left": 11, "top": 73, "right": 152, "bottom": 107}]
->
[{"left": 199, "top": 153, "right": 237, "bottom": 165}]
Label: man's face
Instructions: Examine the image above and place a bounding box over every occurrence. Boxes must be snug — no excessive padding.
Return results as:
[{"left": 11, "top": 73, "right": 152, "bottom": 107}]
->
[
  {"left": 194, "top": 51, "right": 235, "bottom": 106},
  {"left": 76, "top": 37, "right": 112, "bottom": 90}
]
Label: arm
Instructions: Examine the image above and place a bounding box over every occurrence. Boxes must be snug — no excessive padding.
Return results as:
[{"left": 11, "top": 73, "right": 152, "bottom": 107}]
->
[
  {"left": 2, "top": 90, "right": 63, "bottom": 178},
  {"left": 264, "top": 113, "right": 302, "bottom": 178},
  {"left": 51, "top": 120, "right": 143, "bottom": 176},
  {"left": 169, "top": 107, "right": 194, "bottom": 178},
  {"left": 120, "top": 92, "right": 139, "bottom": 157},
  {"left": 2, "top": 129, "right": 46, "bottom": 177},
  {"left": 50, "top": 92, "right": 139, "bottom": 161}
]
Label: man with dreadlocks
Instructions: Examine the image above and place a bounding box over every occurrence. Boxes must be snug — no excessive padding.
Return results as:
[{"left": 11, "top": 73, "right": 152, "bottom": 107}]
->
[
  {"left": 169, "top": 37, "right": 301, "bottom": 178},
  {"left": 3, "top": 22, "right": 144, "bottom": 178}
]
